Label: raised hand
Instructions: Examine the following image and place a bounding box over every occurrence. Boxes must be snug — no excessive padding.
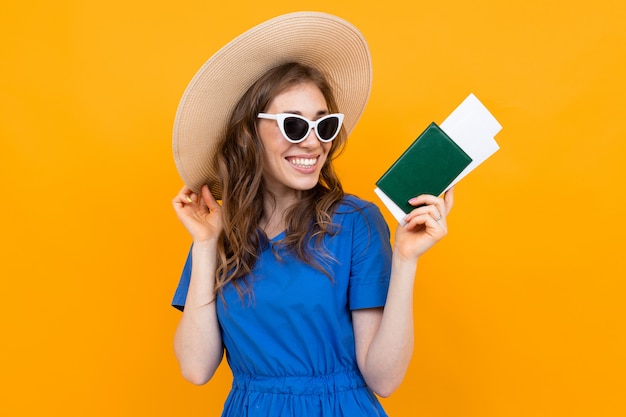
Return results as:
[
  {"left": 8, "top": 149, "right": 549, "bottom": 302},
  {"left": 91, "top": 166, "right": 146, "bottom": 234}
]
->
[
  {"left": 393, "top": 188, "right": 454, "bottom": 262},
  {"left": 172, "top": 185, "right": 223, "bottom": 243}
]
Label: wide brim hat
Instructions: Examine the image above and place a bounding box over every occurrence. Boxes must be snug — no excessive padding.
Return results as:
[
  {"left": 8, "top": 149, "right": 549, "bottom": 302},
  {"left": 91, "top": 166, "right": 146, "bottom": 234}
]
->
[{"left": 172, "top": 11, "right": 372, "bottom": 198}]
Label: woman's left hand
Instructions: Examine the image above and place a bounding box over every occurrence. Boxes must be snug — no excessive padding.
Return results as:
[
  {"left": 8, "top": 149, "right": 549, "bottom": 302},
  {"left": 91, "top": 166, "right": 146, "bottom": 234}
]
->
[{"left": 393, "top": 188, "right": 454, "bottom": 262}]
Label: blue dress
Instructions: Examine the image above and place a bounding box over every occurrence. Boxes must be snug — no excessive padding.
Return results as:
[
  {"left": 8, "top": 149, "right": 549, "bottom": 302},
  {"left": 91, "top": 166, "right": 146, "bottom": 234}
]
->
[{"left": 172, "top": 196, "right": 393, "bottom": 416}]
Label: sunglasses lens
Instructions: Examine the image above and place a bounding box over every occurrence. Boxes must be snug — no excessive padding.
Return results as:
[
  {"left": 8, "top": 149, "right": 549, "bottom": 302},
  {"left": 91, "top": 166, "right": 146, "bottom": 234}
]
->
[
  {"left": 317, "top": 116, "right": 340, "bottom": 141},
  {"left": 283, "top": 117, "right": 309, "bottom": 141}
]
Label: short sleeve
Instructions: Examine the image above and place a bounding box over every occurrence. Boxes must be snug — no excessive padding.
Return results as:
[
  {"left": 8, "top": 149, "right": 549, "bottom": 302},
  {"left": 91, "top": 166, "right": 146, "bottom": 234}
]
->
[
  {"left": 171, "top": 245, "right": 192, "bottom": 312},
  {"left": 348, "top": 202, "right": 392, "bottom": 310}
]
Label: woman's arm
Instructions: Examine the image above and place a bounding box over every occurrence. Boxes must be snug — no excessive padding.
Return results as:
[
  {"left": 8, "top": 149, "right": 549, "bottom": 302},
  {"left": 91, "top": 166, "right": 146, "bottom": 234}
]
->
[
  {"left": 353, "top": 189, "right": 454, "bottom": 397},
  {"left": 172, "top": 186, "right": 224, "bottom": 385}
]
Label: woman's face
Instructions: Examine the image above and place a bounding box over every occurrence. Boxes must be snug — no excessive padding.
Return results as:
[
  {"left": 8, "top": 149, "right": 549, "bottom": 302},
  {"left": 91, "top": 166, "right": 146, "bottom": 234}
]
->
[{"left": 257, "top": 82, "right": 333, "bottom": 199}]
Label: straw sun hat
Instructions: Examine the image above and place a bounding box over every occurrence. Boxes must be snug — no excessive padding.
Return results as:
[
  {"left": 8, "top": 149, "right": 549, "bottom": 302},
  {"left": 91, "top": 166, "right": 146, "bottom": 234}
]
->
[{"left": 172, "top": 11, "right": 372, "bottom": 198}]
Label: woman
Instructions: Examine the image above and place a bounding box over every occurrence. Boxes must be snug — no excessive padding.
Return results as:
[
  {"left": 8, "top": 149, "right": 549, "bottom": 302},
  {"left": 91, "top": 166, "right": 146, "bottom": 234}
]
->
[{"left": 171, "top": 12, "right": 453, "bottom": 417}]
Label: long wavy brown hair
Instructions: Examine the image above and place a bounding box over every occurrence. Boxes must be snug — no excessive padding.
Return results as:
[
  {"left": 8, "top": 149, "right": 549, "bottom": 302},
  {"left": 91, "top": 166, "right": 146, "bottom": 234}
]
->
[{"left": 215, "top": 62, "right": 347, "bottom": 299}]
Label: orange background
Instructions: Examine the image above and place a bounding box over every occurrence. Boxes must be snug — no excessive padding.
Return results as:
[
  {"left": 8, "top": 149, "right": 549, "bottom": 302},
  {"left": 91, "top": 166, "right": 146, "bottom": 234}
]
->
[{"left": 2, "top": 1, "right": 625, "bottom": 416}]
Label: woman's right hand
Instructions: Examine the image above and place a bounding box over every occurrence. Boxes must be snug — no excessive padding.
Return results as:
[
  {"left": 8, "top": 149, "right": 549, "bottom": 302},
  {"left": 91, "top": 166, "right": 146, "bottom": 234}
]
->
[{"left": 172, "top": 185, "right": 223, "bottom": 243}]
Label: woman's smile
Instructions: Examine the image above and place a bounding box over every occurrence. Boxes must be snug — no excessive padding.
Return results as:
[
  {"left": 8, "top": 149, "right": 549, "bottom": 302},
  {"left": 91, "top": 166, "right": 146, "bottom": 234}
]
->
[{"left": 286, "top": 155, "right": 319, "bottom": 170}]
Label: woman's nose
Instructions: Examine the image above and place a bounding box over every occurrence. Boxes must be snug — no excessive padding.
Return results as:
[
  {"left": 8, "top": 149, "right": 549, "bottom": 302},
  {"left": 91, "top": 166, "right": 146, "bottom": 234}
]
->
[{"left": 298, "top": 127, "right": 319, "bottom": 146}]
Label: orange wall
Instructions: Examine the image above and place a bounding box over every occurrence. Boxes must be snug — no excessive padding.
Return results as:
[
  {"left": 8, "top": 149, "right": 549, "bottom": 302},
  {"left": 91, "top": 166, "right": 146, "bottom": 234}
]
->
[{"left": 2, "top": 1, "right": 625, "bottom": 416}]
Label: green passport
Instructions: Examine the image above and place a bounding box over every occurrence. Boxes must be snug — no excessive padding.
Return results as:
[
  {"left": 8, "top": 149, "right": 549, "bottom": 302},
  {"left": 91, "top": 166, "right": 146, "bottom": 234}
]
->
[{"left": 375, "top": 122, "right": 472, "bottom": 216}]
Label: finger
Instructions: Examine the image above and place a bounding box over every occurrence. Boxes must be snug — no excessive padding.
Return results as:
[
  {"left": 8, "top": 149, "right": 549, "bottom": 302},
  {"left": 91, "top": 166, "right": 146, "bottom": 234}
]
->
[
  {"left": 404, "top": 205, "right": 433, "bottom": 224},
  {"left": 405, "top": 195, "right": 444, "bottom": 223},
  {"left": 424, "top": 205, "right": 442, "bottom": 222},
  {"left": 174, "top": 185, "right": 197, "bottom": 206},
  {"left": 403, "top": 212, "right": 440, "bottom": 232},
  {"left": 201, "top": 185, "right": 221, "bottom": 212},
  {"left": 408, "top": 193, "right": 444, "bottom": 209},
  {"left": 444, "top": 187, "right": 454, "bottom": 215},
  {"left": 406, "top": 211, "right": 448, "bottom": 238},
  {"left": 429, "top": 196, "right": 446, "bottom": 222},
  {"left": 179, "top": 185, "right": 192, "bottom": 196}
]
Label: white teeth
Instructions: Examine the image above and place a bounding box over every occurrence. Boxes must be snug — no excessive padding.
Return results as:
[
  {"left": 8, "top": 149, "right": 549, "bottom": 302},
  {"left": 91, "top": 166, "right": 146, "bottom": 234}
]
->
[{"left": 289, "top": 158, "right": 316, "bottom": 167}]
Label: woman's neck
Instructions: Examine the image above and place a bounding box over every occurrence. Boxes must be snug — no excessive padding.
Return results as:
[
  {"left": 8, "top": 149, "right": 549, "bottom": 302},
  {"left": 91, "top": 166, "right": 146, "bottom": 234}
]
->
[{"left": 260, "top": 189, "right": 301, "bottom": 239}]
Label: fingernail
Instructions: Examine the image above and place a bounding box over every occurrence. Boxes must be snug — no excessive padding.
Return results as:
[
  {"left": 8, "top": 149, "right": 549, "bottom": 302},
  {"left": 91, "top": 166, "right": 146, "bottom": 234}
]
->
[
  {"left": 408, "top": 198, "right": 418, "bottom": 205},
  {"left": 186, "top": 196, "right": 193, "bottom": 203}
]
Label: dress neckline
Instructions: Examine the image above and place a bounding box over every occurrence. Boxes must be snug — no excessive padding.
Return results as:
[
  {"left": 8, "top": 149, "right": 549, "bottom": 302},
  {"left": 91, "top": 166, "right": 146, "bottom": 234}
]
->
[{"left": 268, "top": 230, "right": 286, "bottom": 242}]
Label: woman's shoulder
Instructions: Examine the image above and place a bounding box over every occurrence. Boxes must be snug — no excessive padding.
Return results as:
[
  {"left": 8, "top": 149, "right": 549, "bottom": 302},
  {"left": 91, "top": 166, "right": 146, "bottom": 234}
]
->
[
  {"left": 333, "top": 194, "right": 392, "bottom": 248},
  {"left": 335, "top": 194, "right": 386, "bottom": 223},
  {"left": 337, "top": 194, "right": 378, "bottom": 210}
]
